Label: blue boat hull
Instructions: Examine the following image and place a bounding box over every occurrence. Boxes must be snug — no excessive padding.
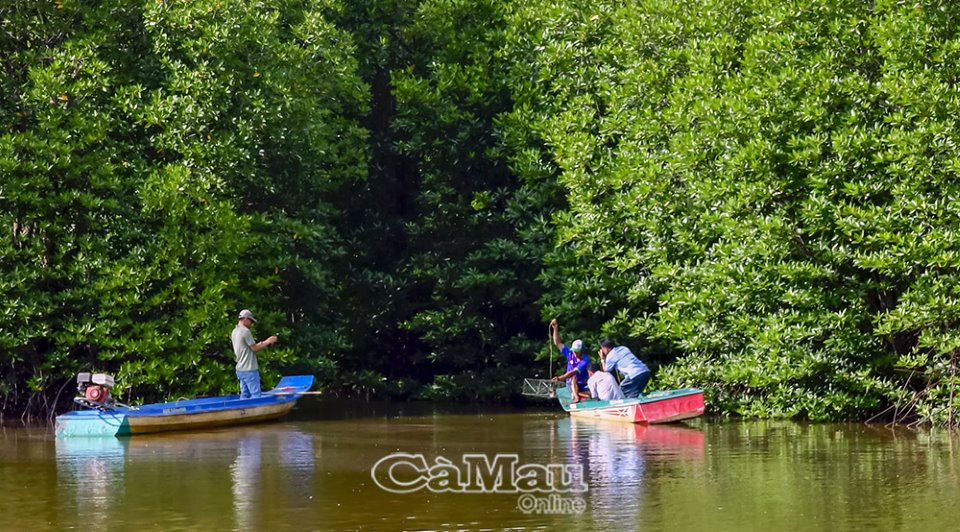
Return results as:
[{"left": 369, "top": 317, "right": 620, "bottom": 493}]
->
[{"left": 56, "top": 375, "right": 314, "bottom": 437}]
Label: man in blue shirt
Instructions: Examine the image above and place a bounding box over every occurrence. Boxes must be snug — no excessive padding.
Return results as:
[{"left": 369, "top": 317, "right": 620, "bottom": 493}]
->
[
  {"left": 549, "top": 319, "right": 590, "bottom": 403},
  {"left": 599, "top": 338, "right": 650, "bottom": 398}
]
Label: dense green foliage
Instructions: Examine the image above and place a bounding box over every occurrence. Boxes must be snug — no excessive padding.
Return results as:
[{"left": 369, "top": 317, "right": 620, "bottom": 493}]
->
[
  {"left": 327, "top": 0, "right": 561, "bottom": 400},
  {"left": 502, "top": 0, "right": 960, "bottom": 425},
  {"left": 0, "top": 0, "right": 367, "bottom": 416},
  {"left": 3, "top": 0, "right": 960, "bottom": 426}
]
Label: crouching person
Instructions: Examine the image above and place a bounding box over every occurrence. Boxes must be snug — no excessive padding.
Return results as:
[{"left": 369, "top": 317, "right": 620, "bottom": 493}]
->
[{"left": 586, "top": 362, "right": 625, "bottom": 401}]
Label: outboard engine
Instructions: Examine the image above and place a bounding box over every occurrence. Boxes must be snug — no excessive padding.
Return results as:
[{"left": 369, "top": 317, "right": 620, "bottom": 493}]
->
[{"left": 74, "top": 372, "right": 116, "bottom": 410}]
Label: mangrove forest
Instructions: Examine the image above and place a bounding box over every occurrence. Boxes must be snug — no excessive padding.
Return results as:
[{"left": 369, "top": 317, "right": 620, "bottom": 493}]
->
[{"left": 3, "top": 0, "right": 960, "bottom": 427}]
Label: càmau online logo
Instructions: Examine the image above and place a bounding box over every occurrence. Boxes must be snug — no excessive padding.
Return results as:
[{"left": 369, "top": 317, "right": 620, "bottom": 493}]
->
[{"left": 371, "top": 453, "right": 588, "bottom": 494}]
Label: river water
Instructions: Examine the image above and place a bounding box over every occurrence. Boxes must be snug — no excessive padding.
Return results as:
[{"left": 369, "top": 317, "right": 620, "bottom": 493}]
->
[{"left": 2, "top": 399, "right": 958, "bottom": 531}]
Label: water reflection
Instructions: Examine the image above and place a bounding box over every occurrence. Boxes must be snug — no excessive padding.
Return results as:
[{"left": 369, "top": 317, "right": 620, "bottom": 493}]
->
[
  {"left": 556, "top": 418, "right": 707, "bottom": 525},
  {"left": 278, "top": 429, "right": 316, "bottom": 500},
  {"left": 23, "top": 411, "right": 960, "bottom": 531},
  {"left": 231, "top": 434, "right": 261, "bottom": 530},
  {"left": 55, "top": 437, "right": 125, "bottom": 529},
  {"left": 229, "top": 427, "right": 316, "bottom": 529},
  {"left": 54, "top": 425, "right": 316, "bottom": 531}
]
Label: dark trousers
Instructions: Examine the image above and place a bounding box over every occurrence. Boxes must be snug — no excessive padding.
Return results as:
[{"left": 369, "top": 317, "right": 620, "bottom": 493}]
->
[{"left": 620, "top": 371, "right": 650, "bottom": 398}]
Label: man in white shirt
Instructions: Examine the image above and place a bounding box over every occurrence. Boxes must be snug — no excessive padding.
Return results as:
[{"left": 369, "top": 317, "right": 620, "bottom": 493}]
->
[{"left": 586, "top": 362, "right": 625, "bottom": 401}]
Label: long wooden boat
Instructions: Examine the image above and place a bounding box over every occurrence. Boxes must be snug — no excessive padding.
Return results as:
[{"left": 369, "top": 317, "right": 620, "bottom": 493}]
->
[
  {"left": 55, "top": 375, "right": 314, "bottom": 437},
  {"left": 557, "top": 386, "right": 705, "bottom": 424}
]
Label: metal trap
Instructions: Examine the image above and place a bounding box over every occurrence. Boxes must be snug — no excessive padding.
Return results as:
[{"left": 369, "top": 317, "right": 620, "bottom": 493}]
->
[{"left": 521, "top": 378, "right": 562, "bottom": 399}]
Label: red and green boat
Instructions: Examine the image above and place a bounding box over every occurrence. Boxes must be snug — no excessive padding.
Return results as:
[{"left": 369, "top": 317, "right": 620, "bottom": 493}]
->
[{"left": 556, "top": 386, "right": 705, "bottom": 424}]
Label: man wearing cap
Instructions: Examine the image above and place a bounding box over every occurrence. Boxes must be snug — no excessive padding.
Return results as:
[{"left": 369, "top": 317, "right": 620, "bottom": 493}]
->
[
  {"left": 549, "top": 319, "right": 590, "bottom": 403},
  {"left": 232, "top": 309, "right": 278, "bottom": 399},
  {"left": 599, "top": 338, "right": 650, "bottom": 398}
]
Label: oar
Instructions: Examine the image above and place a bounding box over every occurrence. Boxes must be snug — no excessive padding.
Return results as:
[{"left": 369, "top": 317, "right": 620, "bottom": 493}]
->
[{"left": 269, "top": 391, "right": 325, "bottom": 395}]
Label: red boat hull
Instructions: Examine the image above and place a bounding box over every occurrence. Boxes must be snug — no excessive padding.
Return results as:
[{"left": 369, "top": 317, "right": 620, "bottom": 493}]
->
[{"left": 559, "top": 388, "right": 705, "bottom": 424}]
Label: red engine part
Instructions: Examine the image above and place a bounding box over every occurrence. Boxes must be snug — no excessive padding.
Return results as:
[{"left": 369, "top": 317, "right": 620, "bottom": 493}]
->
[{"left": 84, "top": 385, "right": 111, "bottom": 404}]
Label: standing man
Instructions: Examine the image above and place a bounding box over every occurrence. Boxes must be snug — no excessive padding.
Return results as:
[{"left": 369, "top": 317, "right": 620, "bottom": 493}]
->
[
  {"left": 586, "top": 362, "right": 625, "bottom": 401},
  {"left": 549, "top": 319, "right": 590, "bottom": 403},
  {"left": 232, "top": 309, "right": 277, "bottom": 399},
  {"left": 599, "top": 338, "right": 650, "bottom": 398}
]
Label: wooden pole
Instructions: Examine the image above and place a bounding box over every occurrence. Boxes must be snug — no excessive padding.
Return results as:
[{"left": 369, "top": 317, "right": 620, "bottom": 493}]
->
[{"left": 549, "top": 326, "right": 553, "bottom": 379}]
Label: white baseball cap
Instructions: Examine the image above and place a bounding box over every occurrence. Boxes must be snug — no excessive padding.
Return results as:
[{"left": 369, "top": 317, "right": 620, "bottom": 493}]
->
[
  {"left": 238, "top": 309, "right": 257, "bottom": 322},
  {"left": 571, "top": 339, "right": 583, "bottom": 352}
]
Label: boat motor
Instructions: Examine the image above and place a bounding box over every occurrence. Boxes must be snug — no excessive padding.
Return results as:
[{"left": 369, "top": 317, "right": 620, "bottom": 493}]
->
[{"left": 74, "top": 372, "right": 116, "bottom": 410}]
